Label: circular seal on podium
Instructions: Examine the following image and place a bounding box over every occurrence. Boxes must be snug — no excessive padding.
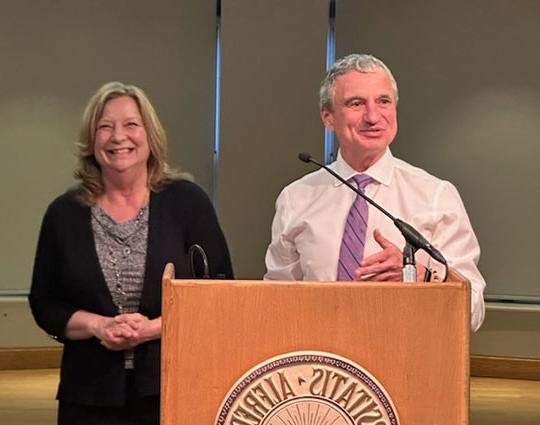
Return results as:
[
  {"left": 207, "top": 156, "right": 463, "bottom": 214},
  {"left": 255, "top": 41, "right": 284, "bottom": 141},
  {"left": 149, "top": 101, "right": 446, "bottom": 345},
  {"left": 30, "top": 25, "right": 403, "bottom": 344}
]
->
[{"left": 216, "top": 351, "right": 399, "bottom": 425}]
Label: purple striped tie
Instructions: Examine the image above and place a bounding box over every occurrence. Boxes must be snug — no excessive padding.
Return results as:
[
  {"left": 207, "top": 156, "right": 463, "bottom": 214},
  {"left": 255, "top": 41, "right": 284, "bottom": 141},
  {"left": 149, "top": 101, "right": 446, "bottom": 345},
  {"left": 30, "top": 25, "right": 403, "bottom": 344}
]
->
[{"left": 337, "top": 174, "right": 372, "bottom": 281}]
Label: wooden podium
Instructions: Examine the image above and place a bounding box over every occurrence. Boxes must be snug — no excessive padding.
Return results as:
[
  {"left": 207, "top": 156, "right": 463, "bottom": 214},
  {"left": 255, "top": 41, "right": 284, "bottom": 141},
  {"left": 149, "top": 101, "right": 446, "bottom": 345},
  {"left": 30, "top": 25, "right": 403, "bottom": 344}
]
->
[{"left": 161, "top": 264, "right": 470, "bottom": 425}]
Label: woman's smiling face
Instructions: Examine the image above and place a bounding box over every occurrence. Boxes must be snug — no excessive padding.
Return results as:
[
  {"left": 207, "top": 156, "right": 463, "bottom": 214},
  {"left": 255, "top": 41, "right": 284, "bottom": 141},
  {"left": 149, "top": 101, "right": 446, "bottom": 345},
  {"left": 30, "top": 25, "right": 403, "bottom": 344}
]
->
[{"left": 94, "top": 96, "right": 150, "bottom": 177}]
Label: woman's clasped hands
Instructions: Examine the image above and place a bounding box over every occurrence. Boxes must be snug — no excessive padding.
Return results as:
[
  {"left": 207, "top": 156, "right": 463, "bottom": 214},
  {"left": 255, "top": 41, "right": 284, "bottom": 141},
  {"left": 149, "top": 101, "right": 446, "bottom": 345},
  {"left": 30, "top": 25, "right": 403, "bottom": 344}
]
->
[{"left": 96, "top": 313, "right": 161, "bottom": 351}]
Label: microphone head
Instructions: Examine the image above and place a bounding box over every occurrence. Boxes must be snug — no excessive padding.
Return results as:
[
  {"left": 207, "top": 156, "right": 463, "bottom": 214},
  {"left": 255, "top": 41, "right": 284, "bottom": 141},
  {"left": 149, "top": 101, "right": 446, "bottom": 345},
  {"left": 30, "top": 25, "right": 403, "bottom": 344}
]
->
[{"left": 298, "top": 152, "right": 312, "bottom": 163}]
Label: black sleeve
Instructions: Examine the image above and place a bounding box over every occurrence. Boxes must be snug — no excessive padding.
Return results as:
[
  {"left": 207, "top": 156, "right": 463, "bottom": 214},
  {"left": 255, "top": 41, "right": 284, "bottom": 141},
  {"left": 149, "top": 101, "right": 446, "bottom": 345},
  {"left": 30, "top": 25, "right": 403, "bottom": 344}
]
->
[
  {"left": 183, "top": 183, "right": 234, "bottom": 279},
  {"left": 28, "top": 200, "right": 79, "bottom": 342}
]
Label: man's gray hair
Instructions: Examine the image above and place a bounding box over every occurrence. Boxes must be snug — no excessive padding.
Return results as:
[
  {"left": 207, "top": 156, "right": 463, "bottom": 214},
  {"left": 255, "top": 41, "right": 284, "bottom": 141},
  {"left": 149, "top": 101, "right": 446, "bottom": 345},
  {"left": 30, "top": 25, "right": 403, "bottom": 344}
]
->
[{"left": 319, "top": 54, "right": 399, "bottom": 110}]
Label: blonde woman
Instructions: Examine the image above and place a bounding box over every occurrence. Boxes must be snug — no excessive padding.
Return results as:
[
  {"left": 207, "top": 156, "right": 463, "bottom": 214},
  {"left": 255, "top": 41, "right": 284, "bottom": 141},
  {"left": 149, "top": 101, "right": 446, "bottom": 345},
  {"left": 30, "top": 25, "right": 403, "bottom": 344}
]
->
[{"left": 30, "top": 82, "right": 233, "bottom": 425}]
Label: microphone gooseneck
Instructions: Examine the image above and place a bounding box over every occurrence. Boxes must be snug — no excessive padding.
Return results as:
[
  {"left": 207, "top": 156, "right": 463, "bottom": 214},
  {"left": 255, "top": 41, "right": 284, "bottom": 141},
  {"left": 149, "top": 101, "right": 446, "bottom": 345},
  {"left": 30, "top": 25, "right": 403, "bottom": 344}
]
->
[
  {"left": 188, "top": 244, "right": 210, "bottom": 279},
  {"left": 298, "top": 152, "right": 449, "bottom": 281}
]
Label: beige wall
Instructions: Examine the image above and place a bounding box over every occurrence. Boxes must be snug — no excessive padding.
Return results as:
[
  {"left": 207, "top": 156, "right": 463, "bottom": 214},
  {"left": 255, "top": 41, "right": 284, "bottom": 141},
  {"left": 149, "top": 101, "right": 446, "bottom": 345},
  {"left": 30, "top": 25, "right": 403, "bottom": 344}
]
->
[
  {"left": 471, "top": 304, "right": 540, "bottom": 358},
  {"left": 218, "top": 0, "right": 328, "bottom": 278},
  {"left": 0, "top": 0, "right": 217, "bottom": 292},
  {"left": 335, "top": 0, "right": 540, "bottom": 299},
  {"left": 0, "top": 299, "right": 59, "bottom": 348}
]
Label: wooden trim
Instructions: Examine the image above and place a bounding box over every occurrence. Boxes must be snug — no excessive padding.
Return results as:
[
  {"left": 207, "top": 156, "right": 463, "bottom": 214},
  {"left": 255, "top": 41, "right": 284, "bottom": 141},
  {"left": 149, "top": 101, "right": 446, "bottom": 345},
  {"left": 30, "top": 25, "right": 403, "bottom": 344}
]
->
[
  {"left": 471, "top": 355, "right": 540, "bottom": 381},
  {"left": 0, "top": 347, "right": 62, "bottom": 370},
  {"left": 1, "top": 349, "right": 539, "bottom": 382}
]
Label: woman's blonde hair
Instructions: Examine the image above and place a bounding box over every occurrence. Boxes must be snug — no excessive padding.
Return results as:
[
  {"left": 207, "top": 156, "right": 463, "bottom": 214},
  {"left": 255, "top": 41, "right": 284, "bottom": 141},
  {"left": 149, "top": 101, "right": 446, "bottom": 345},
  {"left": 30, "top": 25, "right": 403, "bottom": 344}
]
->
[{"left": 74, "top": 81, "right": 181, "bottom": 205}]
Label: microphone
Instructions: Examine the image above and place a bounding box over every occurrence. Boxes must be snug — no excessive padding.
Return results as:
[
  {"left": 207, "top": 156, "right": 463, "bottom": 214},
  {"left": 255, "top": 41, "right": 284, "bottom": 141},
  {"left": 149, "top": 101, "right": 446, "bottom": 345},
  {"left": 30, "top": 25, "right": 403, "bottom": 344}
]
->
[
  {"left": 298, "top": 152, "right": 448, "bottom": 277},
  {"left": 188, "top": 244, "right": 210, "bottom": 279}
]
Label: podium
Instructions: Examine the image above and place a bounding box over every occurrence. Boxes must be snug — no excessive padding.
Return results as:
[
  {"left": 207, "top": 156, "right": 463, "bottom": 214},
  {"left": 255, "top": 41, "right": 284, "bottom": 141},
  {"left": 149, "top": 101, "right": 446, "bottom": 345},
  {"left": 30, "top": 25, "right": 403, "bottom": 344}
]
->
[{"left": 161, "top": 264, "right": 470, "bottom": 425}]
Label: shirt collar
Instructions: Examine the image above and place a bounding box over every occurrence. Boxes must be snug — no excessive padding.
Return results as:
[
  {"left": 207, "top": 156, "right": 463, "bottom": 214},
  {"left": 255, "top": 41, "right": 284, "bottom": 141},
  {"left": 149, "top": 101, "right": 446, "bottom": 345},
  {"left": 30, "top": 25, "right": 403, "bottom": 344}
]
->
[{"left": 332, "top": 148, "right": 394, "bottom": 187}]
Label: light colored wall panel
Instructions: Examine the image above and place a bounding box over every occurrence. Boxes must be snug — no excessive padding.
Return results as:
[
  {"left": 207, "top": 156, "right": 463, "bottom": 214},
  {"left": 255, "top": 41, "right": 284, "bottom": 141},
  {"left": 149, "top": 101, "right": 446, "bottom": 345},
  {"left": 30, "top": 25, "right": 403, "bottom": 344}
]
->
[
  {"left": 335, "top": 0, "right": 540, "bottom": 299},
  {"left": 471, "top": 303, "right": 540, "bottom": 358},
  {"left": 0, "top": 0, "right": 216, "bottom": 292},
  {"left": 218, "top": 0, "right": 328, "bottom": 278},
  {"left": 0, "top": 298, "right": 59, "bottom": 348}
]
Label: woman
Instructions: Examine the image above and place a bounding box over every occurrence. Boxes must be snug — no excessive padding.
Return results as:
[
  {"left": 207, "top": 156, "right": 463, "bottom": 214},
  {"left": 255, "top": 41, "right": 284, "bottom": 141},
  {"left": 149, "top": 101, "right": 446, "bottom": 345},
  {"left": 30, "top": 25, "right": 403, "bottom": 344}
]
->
[{"left": 29, "top": 82, "right": 233, "bottom": 425}]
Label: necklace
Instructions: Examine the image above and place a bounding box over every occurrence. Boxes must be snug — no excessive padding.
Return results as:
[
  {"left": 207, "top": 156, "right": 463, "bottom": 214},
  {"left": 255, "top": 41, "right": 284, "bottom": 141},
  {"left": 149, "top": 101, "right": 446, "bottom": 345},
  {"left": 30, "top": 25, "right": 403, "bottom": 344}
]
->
[{"left": 91, "top": 205, "right": 148, "bottom": 312}]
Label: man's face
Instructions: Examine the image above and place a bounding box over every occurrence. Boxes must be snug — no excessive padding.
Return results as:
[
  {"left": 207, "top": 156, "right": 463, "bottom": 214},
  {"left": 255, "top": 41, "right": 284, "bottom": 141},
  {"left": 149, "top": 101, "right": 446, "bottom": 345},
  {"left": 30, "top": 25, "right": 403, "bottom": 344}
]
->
[{"left": 321, "top": 69, "right": 398, "bottom": 169}]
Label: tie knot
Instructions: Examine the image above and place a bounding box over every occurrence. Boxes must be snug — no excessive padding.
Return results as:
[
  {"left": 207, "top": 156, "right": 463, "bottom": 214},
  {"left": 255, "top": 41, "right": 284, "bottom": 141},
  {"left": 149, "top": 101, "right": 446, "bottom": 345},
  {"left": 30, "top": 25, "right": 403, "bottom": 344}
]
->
[{"left": 352, "top": 174, "right": 372, "bottom": 190}]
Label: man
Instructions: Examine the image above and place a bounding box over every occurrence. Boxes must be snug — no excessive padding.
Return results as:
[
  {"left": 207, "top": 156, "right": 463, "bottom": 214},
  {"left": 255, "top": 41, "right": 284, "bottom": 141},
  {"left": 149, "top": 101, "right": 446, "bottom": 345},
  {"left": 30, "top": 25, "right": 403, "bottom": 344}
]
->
[{"left": 264, "top": 54, "right": 485, "bottom": 331}]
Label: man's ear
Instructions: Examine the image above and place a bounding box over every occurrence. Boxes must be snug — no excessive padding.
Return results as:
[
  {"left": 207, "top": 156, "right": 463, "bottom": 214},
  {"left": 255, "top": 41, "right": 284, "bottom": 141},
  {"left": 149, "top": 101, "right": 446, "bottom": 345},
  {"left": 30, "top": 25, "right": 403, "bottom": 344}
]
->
[{"left": 320, "top": 108, "right": 334, "bottom": 131}]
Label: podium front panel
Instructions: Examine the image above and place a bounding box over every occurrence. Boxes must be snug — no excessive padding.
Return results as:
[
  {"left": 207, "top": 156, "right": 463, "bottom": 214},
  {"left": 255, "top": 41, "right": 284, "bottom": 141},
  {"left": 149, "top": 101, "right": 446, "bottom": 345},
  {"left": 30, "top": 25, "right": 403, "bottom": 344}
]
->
[{"left": 162, "top": 280, "right": 470, "bottom": 425}]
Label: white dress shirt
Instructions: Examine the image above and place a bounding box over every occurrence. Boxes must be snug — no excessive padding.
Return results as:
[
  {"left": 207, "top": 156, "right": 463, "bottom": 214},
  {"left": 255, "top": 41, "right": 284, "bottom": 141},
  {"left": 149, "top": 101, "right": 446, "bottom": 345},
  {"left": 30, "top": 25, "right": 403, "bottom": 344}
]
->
[{"left": 264, "top": 148, "right": 486, "bottom": 331}]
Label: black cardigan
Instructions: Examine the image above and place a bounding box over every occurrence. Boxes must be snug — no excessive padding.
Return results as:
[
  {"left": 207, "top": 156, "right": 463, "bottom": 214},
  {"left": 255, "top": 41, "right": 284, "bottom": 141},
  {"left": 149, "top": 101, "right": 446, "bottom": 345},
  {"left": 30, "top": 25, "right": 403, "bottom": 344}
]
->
[{"left": 29, "top": 179, "right": 233, "bottom": 406}]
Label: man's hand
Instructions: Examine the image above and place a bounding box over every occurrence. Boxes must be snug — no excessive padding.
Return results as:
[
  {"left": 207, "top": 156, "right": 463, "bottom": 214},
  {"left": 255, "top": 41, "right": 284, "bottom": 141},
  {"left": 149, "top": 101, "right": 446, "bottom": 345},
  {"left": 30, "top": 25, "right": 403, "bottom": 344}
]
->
[{"left": 354, "top": 229, "right": 426, "bottom": 281}]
